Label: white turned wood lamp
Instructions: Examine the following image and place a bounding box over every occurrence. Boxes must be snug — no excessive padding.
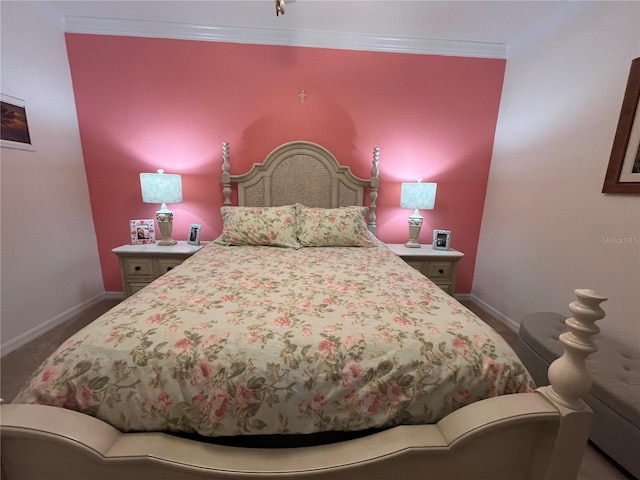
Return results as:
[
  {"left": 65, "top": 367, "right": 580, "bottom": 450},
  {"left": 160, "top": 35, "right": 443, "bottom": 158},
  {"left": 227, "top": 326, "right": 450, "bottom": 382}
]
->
[
  {"left": 400, "top": 179, "right": 437, "bottom": 248},
  {"left": 140, "top": 169, "right": 183, "bottom": 246}
]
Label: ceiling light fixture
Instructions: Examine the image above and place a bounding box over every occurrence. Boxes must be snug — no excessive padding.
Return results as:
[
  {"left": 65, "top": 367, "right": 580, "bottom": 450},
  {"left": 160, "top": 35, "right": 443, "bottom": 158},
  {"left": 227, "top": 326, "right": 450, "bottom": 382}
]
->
[{"left": 276, "top": 0, "right": 295, "bottom": 16}]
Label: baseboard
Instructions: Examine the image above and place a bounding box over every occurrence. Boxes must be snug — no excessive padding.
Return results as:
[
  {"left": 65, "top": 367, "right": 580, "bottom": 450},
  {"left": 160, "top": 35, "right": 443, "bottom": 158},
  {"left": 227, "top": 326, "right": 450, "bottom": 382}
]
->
[
  {"left": 104, "top": 291, "right": 125, "bottom": 300},
  {"left": 466, "top": 294, "right": 520, "bottom": 333},
  {"left": 453, "top": 293, "right": 472, "bottom": 301},
  {"left": 0, "top": 292, "right": 122, "bottom": 357}
]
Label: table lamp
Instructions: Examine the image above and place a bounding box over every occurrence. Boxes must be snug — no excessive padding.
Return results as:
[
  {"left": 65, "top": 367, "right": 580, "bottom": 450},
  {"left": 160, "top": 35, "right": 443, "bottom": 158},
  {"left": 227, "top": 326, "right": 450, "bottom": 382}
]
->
[
  {"left": 400, "top": 179, "right": 437, "bottom": 248},
  {"left": 140, "top": 169, "right": 183, "bottom": 246}
]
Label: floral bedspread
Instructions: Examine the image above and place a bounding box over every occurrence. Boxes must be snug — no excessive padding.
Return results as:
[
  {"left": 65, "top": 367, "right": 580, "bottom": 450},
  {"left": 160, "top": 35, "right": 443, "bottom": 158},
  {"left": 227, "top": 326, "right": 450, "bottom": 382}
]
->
[{"left": 14, "top": 244, "right": 534, "bottom": 436}]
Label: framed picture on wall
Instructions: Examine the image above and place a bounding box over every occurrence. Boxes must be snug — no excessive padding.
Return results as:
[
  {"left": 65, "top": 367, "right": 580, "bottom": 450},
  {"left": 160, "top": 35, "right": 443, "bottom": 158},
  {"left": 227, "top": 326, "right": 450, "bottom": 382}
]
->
[
  {"left": 130, "top": 219, "right": 156, "bottom": 244},
  {"left": 433, "top": 230, "right": 451, "bottom": 250},
  {"left": 1, "top": 93, "right": 34, "bottom": 151},
  {"left": 188, "top": 224, "right": 202, "bottom": 245},
  {"left": 603, "top": 57, "right": 640, "bottom": 194}
]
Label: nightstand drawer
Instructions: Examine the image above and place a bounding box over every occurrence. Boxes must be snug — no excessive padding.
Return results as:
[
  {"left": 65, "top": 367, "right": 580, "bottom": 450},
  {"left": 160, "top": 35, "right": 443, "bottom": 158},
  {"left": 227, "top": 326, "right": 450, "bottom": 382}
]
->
[
  {"left": 122, "top": 257, "right": 154, "bottom": 278},
  {"left": 113, "top": 241, "right": 206, "bottom": 298},
  {"left": 156, "top": 258, "right": 183, "bottom": 276},
  {"left": 129, "top": 281, "right": 152, "bottom": 295},
  {"left": 426, "top": 262, "right": 453, "bottom": 279},
  {"left": 404, "top": 260, "right": 425, "bottom": 272},
  {"left": 438, "top": 283, "right": 455, "bottom": 296},
  {"left": 385, "top": 243, "right": 464, "bottom": 296}
]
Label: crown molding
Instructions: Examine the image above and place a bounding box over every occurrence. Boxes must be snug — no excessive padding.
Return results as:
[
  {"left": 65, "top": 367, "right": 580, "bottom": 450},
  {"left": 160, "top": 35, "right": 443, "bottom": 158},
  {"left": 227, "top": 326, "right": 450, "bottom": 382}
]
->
[{"left": 64, "top": 16, "right": 507, "bottom": 59}]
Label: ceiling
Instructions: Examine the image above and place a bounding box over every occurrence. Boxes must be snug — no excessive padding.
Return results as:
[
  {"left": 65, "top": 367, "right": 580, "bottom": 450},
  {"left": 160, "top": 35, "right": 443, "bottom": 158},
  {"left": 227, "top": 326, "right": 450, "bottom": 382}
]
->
[{"left": 43, "top": 0, "right": 595, "bottom": 58}]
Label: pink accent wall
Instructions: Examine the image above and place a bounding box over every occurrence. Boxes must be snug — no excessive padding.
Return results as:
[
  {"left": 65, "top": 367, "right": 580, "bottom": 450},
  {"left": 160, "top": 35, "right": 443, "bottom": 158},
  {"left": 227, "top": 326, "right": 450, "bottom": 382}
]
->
[{"left": 65, "top": 34, "right": 505, "bottom": 293}]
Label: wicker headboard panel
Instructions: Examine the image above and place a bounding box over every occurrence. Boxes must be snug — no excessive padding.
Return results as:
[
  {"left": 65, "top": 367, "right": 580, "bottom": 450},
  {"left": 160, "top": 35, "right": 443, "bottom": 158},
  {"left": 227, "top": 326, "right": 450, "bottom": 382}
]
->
[{"left": 221, "top": 141, "right": 380, "bottom": 233}]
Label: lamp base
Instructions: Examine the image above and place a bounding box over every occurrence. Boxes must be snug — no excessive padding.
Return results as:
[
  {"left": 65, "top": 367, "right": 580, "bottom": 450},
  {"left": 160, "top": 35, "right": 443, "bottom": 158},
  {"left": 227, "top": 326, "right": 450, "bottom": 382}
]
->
[
  {"left": 405, "top": 212, "right": 423, "bottom": 248},
  {"left": 156, "top": 211, "right": 177, "bottom": 246},
  {"left": 404, "top": 240, "right": 422, "bottom": 248}
]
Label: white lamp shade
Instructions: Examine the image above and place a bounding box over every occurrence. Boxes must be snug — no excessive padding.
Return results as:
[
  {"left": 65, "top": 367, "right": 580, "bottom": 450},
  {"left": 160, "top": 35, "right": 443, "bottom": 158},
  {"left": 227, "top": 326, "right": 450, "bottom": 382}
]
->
[
  {"left": 140, "top": 169, "right": 183, "bottom": 205},
  {"left": 400, "top": 182, "right": 437, "bottom": 210}
]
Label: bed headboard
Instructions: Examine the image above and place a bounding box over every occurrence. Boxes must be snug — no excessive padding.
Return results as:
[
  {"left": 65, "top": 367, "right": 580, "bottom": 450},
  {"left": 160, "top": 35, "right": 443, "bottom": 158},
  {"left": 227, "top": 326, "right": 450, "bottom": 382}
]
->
[{"left": 221, "top": 141, "right": 380, "bottom": 234}]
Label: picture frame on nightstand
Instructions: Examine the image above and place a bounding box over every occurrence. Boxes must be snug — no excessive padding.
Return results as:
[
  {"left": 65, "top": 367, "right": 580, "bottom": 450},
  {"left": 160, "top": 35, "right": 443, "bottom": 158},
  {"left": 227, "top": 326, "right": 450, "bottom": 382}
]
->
[
  {"left": 130, "top": 219, "right": 156, "bottom": 245},
  {"left": 188, "top": 223, "right": 202, "bottom": 245},
  {"left": 433, "top": 230, "right": 451, "bottom": 250}
]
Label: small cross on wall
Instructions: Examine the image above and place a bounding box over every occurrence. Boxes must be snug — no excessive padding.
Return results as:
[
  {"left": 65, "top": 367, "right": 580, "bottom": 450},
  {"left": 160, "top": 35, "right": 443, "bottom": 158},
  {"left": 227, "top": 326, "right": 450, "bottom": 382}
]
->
[{"left": 299, "top": 85, "right": 307, "bottom": 104}]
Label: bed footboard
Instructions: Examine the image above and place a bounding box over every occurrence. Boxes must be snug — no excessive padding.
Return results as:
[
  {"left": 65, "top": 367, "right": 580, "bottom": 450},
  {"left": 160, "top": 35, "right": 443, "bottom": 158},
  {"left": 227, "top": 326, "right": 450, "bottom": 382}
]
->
[{"left": 0, "top": 394, "right": 576, "bottom": 480}]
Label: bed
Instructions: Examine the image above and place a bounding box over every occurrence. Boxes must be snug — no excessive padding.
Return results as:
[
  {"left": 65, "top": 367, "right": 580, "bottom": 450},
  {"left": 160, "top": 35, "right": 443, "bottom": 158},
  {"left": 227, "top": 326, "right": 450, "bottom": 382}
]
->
[{"left": 1, "top": 141, "right": 607, "bottom": 480}]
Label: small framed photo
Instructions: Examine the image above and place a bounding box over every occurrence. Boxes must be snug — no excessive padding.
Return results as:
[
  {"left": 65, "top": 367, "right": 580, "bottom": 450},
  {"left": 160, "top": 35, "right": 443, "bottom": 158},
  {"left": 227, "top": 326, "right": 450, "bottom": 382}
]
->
[
  {"left": 130, "top": 219, "right": 156, "bottom": 244},
  {"left": 188, "top": 223, "right": 202, "bottom": 245},
  {"left": 433, "top": 230, "right": 451, "bottom": 250}
]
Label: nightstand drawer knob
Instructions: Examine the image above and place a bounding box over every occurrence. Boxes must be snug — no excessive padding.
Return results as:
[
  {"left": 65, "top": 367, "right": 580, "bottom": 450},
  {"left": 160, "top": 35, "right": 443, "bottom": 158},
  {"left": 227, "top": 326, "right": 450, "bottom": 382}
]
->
[
  {"left": 438, "top": 268, "right": 444, "bottom": 274},
  {"left": 134, "top": 266, "right": 141, "bottom": 271},
  {"left": 166, "top": 266, "right": 173, "bottom": 272}
]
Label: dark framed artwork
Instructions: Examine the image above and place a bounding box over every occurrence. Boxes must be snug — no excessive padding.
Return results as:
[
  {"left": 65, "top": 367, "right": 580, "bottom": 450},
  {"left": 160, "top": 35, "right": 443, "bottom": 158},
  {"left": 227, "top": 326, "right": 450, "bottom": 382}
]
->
[
  {"left": 602, "top": 57, "right": 640, "bottom": 194},
  {"left": 1, "top": 94, "right": 33, "bottom": 151}
]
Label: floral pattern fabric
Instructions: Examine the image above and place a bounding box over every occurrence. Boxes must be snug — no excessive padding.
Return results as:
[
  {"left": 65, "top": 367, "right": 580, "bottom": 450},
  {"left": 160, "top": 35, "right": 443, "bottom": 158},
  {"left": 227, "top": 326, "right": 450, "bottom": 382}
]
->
[
  {"left": 295, "top": 204, "right": 376, "bottom": 247},
  {"left": 14, "top": 244, "right": 535, "bottom": 437},
  {"left": 214, "top": 205, "right": 299, "bottom": 248}
]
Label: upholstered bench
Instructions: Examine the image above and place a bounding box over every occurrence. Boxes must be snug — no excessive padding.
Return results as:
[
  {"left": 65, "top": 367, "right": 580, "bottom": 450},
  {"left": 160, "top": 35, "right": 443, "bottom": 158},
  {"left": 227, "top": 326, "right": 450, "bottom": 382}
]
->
[{"left": 515, "top": 312, "right": 640, "bottom": 479}]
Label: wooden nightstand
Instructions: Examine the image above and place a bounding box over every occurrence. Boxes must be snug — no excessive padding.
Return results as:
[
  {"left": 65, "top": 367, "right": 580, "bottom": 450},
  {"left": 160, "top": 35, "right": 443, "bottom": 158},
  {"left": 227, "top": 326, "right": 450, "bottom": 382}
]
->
[
  {"left": 385, "top": 244, "right": 464, "bottom": 295},
  {"left": 112, "top": 241, "right": 205, "bottom": 298}
]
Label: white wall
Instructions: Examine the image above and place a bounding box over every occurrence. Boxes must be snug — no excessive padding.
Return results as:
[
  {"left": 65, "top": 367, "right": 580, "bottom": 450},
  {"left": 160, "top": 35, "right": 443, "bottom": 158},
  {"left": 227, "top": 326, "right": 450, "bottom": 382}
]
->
[
  {"left": 474, "top": 1, "right": 640, "bottom": 346},
  {"left": 1, "top": 2, "right": 104, "bottom": 353}
]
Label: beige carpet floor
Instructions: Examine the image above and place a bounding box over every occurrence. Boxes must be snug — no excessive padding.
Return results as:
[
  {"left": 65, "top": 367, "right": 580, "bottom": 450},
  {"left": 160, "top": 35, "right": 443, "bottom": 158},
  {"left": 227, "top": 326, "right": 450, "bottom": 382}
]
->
[{"left": 0, "top": 296, "right": 634, "bottom": 479}]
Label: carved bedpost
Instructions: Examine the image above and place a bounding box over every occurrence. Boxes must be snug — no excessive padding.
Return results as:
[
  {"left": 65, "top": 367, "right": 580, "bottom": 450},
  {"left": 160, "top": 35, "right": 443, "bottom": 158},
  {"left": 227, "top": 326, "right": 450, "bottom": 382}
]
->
[
  {"left": 221, "top": 142, "right": 231, "bottom": 206},
  {"left": 368, "top": 147, "right": 380, "bottom": 235},
  {"left": 536, "top": 288, "right": 607, "bottom": 480},
  {"left": 542, "top": 289, "right": 607, "bottom": 409}
]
